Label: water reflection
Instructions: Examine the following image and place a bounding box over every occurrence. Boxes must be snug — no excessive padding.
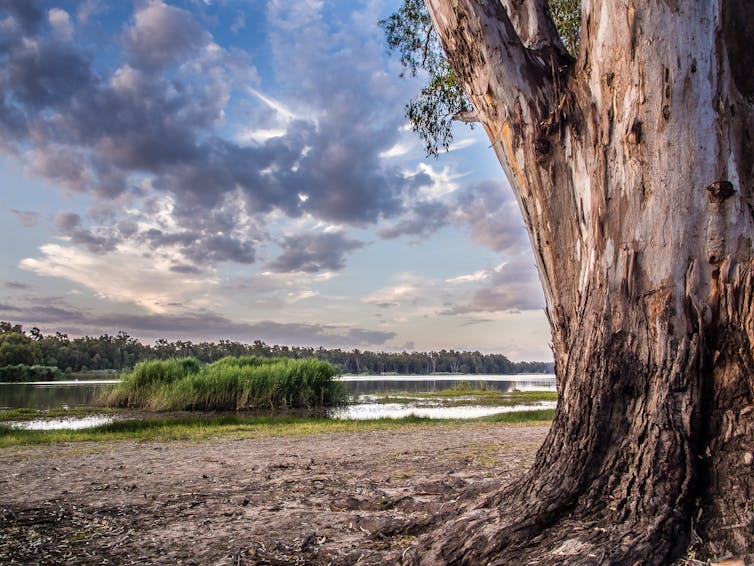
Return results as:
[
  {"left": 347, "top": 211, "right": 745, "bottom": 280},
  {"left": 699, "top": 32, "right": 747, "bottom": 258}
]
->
[
  {"left": 0, "top": 381, "right": 118, "bottom": 410},
  {"left": 0, "top": 375, "right": 555, "bottom": 411},
  {"left": 0, "top": 374, "right": 556, "bottom": 428},
  {"left": 6, "top": 415, "right": 115, "bottom": 430},
  {"left": 336, "top": 375, "right": 556, "bottom": 420},
  {"left": 331, "top": 400, "right": 556, "bottom": 420},
  {"left": 340, "top": 374, "right": 555, "bottom": 395}
]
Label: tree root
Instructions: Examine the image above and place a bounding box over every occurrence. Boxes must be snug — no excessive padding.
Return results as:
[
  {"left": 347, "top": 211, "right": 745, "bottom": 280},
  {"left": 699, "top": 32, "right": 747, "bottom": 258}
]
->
[{"left": 387, "top": 478, "right": 693, "bottom": 566}]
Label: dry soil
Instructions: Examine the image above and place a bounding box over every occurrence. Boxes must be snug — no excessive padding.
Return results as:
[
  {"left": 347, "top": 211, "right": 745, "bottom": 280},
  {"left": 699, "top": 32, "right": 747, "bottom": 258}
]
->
[{"left": 0, "top": 423, "right": 548, "bottom": 565}]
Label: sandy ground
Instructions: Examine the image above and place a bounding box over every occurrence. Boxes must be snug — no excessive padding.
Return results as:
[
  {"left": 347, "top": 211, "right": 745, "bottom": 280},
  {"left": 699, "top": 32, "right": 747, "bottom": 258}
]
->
[{"left": 0, "top": 423, "right": 548, "bottom": 565}]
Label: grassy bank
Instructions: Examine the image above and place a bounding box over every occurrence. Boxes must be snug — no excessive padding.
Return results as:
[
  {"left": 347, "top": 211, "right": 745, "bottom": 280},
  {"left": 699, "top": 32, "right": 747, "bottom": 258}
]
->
[
  {"left": 373, "top": 383, "right": 558, "bottom": 407},
  {"left": 0, "top": 410, "right": 554, "bottom": 448},
  {"left": 104, "top": 356, "right": 346, "bottom": 411}
]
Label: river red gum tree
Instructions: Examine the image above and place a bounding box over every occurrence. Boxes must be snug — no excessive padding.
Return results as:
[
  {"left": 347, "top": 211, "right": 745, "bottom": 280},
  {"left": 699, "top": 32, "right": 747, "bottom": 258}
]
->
[{"left": 409, "top": 1, "right": 754, "bottom": 563}]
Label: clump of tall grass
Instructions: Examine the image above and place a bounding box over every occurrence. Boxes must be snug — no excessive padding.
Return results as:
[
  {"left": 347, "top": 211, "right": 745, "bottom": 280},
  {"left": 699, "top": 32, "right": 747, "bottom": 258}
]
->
[{"left": 104, "top": 356, "right": 345, "bottom": 411}]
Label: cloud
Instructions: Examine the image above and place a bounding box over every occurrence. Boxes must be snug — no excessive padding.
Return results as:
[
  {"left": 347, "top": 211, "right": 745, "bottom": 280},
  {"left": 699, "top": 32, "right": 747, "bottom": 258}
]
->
[
  {"left": 169, "top": 264, "right": 202, "bottom": 274},
  {"left": 454, "top": 180, "right": 530, "bottom": 253},
  {"left": 442, "top": 257, "right": 544, "bottom": 314},
  {"left": 377, "top": 178, "right": 529, "bottom": 251},
  {"left": 5, "top": 37, "right": 94, "bottom": 109},
  {"left": 26, "top": 146, "right": 92, "bottom": 192},
  {"left": 76, "top": 1, "right": 105, "bottom": 25},
  {"left": 0, "top": 1, "right": 432, "bottom": 273},
  {"left": 363, "top": 273, "right": 425, "bottom": 309},
  {"left": 144, "top": 229, "right": 256, "bottom": 264},
  {"left": 0, "top": 0, "right": 44, "bottom": 34},
  {"left": 48, "top": 7, "right": 73, "bottom": 40},
  {"left": 378, "top": 200, "right": 449, "bottom": 240},
  {"left": 445, "top": 270, "right": 489, "bottom": 285},
  {"left": 54, "top": 211, "right": 117, "bottom": 253},
  {"left": 0, "top": 298, "right": 396, "bottom": 349},
  {"left": 124, "top": 1, "right": 209, "bottom": 70},
  {"left": 267, "top": 231, "right": 364, "bottom": 273},
  {"left": 20, "top": 243, "right": 218, "bottom": 313},
  {"left": 8, "top": 208, "right": 40, "bottom": 227}
]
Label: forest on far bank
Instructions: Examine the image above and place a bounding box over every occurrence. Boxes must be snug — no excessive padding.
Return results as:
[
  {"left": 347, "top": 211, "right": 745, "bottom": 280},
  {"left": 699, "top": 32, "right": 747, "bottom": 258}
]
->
[{"left": 0, "top": 321, "right": 554, "bottom": 379}]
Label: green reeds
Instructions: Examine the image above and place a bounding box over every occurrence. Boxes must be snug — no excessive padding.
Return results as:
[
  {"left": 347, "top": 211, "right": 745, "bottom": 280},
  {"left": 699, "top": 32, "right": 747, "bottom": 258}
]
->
[{"left": 103, "top": 356, "right": 346, "bottom": 411}]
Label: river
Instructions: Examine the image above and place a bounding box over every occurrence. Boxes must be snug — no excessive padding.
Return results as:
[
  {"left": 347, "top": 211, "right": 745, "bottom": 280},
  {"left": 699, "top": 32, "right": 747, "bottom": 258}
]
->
[
  {"left": 1, "top": 374, "right": 556, "bottom": 427},
  {"left": 0, "top": 374, "right": 555, "bottom": 410}
]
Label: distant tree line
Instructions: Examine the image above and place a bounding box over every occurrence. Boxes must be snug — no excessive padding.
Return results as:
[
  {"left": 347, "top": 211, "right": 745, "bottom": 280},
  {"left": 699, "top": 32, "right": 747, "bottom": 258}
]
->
[{"left": 0, "top": 321, "right": 554, "bottom": 378}]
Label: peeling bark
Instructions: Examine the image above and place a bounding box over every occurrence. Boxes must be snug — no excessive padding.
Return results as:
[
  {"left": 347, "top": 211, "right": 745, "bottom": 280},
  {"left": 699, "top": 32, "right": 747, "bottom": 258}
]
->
[{"left": 408, "top": 1, "right": 754, "bottom": 563}]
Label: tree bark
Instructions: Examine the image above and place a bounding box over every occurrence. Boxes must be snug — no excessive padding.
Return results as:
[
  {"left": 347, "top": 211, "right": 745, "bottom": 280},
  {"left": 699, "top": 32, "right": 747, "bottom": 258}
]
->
[{"left": 408, "top": 1, "right": 754, "bottom": 563}]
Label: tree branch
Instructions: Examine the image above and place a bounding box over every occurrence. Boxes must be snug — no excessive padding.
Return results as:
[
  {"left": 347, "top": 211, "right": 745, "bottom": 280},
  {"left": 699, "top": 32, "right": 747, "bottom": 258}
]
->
[
  {"left": 424, "top": 0, "right": 557, "bottom": 124},
  {"left": 505, "top": 0, "right": 569, "bottom": 53},
  {"left": 452, "top": 110, "right": 479, "bottom": 123}
]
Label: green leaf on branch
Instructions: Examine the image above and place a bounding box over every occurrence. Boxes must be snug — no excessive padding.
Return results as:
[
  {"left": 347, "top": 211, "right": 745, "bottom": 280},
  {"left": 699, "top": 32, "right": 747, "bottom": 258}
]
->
[{"left": 381, "top": 0, "right": 581, "bottom": 157}]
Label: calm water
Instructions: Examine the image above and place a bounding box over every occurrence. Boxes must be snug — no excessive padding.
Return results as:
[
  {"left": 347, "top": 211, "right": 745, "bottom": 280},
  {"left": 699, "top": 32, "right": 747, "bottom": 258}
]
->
[
  {"left": 0, "top": 374, "right": 556, "bottom": 428},
  {"left": 0, "top": 380, "right": 119, "bottom": 410},
  {"left": 0, "top": 374, "right": 555, "bottom": 411},
  {"left": 330, "top": 400, "right": 556, "bottom": 420},
  {"left": 7, "top": 415, "right": 116, "bottom": 430},
  {"left": 340, "top": 374, "right": 556, "bottom": 396}
]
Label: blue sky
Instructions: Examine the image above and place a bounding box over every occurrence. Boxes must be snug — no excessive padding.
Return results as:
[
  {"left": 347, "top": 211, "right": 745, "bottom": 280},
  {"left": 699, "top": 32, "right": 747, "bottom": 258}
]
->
[{"left": 0, "top": 0, "right": 550, "bottom": 360}]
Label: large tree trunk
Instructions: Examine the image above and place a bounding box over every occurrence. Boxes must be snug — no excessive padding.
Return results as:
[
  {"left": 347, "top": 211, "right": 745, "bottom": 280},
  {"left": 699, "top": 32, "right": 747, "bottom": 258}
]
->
[{"left": 408, "top": 1, "right": 754, "bottom": 563}]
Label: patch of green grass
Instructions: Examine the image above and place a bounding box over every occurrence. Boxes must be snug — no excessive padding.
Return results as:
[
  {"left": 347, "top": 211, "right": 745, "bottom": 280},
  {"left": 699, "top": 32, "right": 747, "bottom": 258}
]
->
[
  {"left": 103, "top": 356, "right": 346, "bottom": 411},
  {"left": 0, "top": 414, "right": 427, "bottom": 447},
  {"left": 0, "top": 407, "right": 118, "bottom": 421},
  {"left": 372, "top": 388, "right": 557, "bottom": 407},
  {"left": 0, "top": 410, "right": 553, "bottom": 448},
  {"left": 479, "top": 409, "right": 555, "bottom": 423}
]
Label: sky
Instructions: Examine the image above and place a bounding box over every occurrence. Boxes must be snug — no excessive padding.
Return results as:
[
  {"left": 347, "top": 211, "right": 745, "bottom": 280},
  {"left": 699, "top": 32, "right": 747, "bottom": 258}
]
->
[{"left": 0, "top": 0, "right": 552, "bottom": 361}]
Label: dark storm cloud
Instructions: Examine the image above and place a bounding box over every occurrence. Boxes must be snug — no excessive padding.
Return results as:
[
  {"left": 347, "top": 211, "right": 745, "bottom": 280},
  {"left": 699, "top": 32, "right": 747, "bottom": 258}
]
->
[
  {"left": 267, "top": 232, "right": 364, "bottom": 273},
  {"left": 0, "top": 2, "right": 427, "bottom": 266}
]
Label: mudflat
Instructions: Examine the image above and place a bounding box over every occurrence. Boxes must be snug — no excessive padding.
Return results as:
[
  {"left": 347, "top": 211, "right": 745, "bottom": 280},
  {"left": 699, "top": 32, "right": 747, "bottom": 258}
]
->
[{"left": 0, "top": 423, "right": 547, "bottom": 564}]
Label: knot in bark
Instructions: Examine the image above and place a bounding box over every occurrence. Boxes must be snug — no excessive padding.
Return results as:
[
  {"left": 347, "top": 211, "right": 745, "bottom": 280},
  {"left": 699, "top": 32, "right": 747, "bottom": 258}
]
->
[{"left": 706, "top": 180, "right": 736, "bottom": 203}]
